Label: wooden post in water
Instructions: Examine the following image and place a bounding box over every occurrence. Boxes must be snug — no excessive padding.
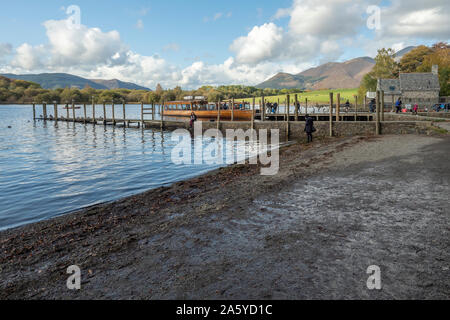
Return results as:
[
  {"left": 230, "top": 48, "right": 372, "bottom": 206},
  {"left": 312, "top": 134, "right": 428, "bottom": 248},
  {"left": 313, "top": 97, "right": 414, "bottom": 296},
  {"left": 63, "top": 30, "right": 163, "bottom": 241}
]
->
[
  {"left": 354, "top": 96, "right": 358, "bottom": 121},
  {"left": 123, "top": 102, "right": 126, "bottom": 126},
  {"left": 32, "top": 103, "right": 36, "bottom": 120},
  {"left": 160, "top": 101, "right": 165, "bottom": 130},
  {"left": 72, "top": 102, "right": 76, "bottom": 122},
  {"left": 66, "top": 103, "right": 69, "bottom": 120},
  {"left": 83, "top": 104, "right": 87, "bottom": 123},
  {"left": 103, "top": 102, "right": 106, "bottom": 125},
  {"left": 92, "top": 100, "right": 96, "bottom": 124},
  {"left": 231, "top": 98, "right": 235, "bottom": 122},
  {"left": 152, "top": 103, "right": 155, "bottom": 121},
  {"left": 381, "top": 90, "right": 385, "bottom": 121},
  {"left": 54, "top": 103, "right": 58, "bottom": 121},
  {"left": 112, "top": 102, "right": 116, "bottom": 125},
  {"left": 140, "top": 102, "right": 144, "bottom": 127},
  {"left": 43, "top": 103, "right": 47, "bottom": 120},
  {"left": 336, "top": 93, "right": 341, "bottom": 122},
  {"left": 329, "top": 93, "right": 334, "bottom": 137},
  {"left": 376, "top": 90, "right": 381, "bottom": 135}
]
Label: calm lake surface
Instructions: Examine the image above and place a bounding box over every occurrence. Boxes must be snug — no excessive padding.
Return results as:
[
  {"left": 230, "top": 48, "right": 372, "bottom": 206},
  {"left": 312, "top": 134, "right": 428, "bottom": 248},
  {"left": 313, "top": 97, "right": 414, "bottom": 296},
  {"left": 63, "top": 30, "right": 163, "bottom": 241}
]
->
[{"left": 0, "top": 105, "right": 268, "bottom": 231}]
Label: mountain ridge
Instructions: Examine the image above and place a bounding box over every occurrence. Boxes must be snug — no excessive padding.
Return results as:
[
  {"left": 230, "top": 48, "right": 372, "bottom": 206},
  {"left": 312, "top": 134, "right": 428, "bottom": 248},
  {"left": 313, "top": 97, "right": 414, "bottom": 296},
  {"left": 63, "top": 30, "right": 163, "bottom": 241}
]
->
[
  {"left": 0, "top": 73, "right": 150, "bottom": 91},
  {"left": 257, "top": 48, "right": 416, "bottom": 90}
]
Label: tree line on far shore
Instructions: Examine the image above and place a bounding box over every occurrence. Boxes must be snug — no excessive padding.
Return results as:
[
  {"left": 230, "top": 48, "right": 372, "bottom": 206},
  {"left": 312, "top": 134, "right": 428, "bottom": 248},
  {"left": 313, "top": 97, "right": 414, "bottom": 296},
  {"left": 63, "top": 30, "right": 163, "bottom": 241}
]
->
[
  {"left": 0, "top": 76, "right": 307, "bottom": 105},
  {"left": 358, "top": 42, "right": 450, "bottom": 99}
]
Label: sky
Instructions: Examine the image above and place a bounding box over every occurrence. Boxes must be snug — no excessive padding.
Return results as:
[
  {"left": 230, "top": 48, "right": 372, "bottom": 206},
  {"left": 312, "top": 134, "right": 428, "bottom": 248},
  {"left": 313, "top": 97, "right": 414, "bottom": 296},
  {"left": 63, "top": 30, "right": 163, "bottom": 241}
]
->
[{"left": 0, "top": 0, "right": 448, "bottom": 89}]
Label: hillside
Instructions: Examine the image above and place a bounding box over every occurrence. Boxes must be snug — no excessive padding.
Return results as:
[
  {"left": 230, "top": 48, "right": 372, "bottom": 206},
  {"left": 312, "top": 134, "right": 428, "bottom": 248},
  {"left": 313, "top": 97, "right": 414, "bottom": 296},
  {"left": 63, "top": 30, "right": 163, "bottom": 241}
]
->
[
  {"left": 257, "top": 57, "right": 375, "bottom": 90},
  {"left": 0, "top": 73, "right": 150, "bottom": 91},
  {"left": 257, "top": 47, "right": 417, "bottom": 90}
]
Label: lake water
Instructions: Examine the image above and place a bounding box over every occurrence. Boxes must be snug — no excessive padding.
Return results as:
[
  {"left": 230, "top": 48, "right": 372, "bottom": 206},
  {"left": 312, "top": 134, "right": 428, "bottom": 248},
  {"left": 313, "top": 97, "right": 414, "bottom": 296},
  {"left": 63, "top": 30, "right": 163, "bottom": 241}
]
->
[{"left": 0, "top": 105, "right": 273, "bottom": 231}]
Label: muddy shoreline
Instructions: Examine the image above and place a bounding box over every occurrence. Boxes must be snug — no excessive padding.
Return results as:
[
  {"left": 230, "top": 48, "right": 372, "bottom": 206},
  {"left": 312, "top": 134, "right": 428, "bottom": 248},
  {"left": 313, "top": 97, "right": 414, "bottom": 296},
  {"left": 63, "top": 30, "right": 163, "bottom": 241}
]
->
[{"left": 1, "top": 134, "right": 449, "bottom": 299}]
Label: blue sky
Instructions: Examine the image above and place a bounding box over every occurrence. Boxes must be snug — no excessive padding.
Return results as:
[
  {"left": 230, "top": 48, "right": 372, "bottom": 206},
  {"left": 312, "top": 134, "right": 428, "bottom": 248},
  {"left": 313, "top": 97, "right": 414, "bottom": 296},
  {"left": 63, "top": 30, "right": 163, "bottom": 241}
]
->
[{"left": 0, "top": 0, "right": 448, "bottom": 89}]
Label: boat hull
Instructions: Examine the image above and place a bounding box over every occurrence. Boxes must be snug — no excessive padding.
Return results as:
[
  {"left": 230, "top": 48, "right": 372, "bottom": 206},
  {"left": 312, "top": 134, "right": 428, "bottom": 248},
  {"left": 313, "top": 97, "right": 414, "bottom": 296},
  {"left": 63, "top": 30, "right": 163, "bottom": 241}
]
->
[{"left": 163, "top": 110, "right": 253, "bottom": 120}]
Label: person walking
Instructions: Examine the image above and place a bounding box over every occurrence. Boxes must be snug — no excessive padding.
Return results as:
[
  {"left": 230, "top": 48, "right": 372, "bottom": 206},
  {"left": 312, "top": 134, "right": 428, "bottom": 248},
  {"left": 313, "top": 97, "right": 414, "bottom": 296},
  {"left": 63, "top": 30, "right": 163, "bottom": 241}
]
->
[
  {"left": 304, "top": 114, "right": 315, "bottom": 143},
  {"left": 395, "top": 98, "right": 402, "bottom": 113}
]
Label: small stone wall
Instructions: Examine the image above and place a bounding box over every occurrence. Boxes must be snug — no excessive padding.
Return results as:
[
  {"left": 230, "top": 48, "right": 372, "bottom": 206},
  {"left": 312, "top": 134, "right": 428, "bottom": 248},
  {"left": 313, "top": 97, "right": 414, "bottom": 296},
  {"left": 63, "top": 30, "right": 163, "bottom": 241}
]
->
[{"left": 143, "top": 119, "right": 436, "bottom": 140}]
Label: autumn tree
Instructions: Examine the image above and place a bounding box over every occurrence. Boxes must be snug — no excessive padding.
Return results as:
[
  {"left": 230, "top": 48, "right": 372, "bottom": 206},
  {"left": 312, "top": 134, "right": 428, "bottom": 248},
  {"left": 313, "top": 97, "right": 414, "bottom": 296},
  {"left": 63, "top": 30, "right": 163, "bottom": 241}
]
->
[{"left": 399, "top": 45, "right": 433, "bottom": 73}]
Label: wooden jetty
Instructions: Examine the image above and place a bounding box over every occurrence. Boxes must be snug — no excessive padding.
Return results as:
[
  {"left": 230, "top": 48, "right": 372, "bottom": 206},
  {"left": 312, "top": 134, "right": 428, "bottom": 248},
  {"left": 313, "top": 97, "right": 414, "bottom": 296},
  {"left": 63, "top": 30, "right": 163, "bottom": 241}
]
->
[{"left": 30, "top": 90, "right": 438, "bottom": 139}]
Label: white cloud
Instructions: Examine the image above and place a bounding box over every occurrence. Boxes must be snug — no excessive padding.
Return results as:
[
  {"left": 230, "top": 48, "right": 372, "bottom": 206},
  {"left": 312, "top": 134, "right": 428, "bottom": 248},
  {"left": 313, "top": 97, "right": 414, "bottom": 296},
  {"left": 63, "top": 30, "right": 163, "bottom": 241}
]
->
[
  {"left": 230, "top": 23, "right": 284, "bottom": 65},
  {"left": 11, "top": 43, "right": 46, "bottom": 70},
  {"left": 3, "top": 0, "right": 449, "bottom": 89}
]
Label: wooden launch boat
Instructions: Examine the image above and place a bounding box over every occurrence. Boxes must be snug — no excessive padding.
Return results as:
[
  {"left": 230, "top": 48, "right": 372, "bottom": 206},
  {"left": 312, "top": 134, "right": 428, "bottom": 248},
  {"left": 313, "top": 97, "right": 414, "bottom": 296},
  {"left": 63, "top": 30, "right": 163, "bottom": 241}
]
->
[{"left": 163, "top": 99, "right": 254, "bottom": 120}]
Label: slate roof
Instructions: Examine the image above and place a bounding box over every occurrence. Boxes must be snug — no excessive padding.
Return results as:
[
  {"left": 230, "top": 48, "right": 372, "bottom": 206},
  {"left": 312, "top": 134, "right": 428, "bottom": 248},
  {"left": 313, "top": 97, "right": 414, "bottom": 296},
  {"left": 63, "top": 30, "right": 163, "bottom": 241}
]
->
[
  {"left": 377, "top": 78, "right": 401, "bottom": 94},
  {"left": 399, "top": 73, "right": 440, "bottom": 91}
]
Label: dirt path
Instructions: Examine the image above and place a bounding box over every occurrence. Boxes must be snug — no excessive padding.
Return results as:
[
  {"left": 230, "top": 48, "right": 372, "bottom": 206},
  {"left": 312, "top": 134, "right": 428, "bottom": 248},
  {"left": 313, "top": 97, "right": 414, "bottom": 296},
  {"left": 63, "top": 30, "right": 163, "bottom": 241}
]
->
[{"left": 1, "top": 134, "right": 449, "bottom": 299}]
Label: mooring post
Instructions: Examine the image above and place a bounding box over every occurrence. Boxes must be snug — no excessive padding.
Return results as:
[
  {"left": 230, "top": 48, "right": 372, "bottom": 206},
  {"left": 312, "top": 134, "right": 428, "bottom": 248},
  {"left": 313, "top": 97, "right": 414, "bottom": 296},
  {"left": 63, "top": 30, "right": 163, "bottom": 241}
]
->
[
  {"left": 217, "top": 99, "right": 221, "bottom": 130},
  {"left": 160, "top": 101, "right": 164, "bottom": 130},
  {"left": 54, "top": 103, "right": 58, "bottom": 121},
  {"left": 102, "top": 103, "right": 106, "bottom": 125},
  {"left": 83, "top": 104, "right": 87, "bottom": 123},
  {"left": 261, "top": 95, "right": 265, "bottom": 122},
  {"left": 376, "top": 90, "right": 381, "bottom": 135},
  {"left": 66, "top": 103, "right": 69, "bottom": 120},
  {"left": 329, "top": 93, "right": 334, "bottom": 137},
  {"left": 286, "top": 94, "right": 290, "bottom": 120},
  {"left": 140, "top": 102, "right": 144, "bottom": 126},
  {"left": 123, "top": 102, "right": 126, "bottom": 125},
  {"left": 336, "top": 93, "right": 341, "bottom": 122},
  {"left": 72, "top": 102, "right": 76, "bottom": 122},
  {"left": 112, "top": 102, "right": 116, "bottom": 125},
  {"left": 231, "top": 98, "right": 235, "bottom": 122},
  {"left": 92, "top": 100, "right": 96, "bottom": 124},
  {"left": 32, "top": 103, "right": 36, "bottom": 120},
  {"left": 251, "top": 97, "right": 255, "bottom": 130},
  {"left": 381, "top": 90, "right": 385, "bottom": 121},
  {"left": 43, "top": 103, "right": 47, "bottom": 120},
  {"left": 152, "top": 103, "right": 155, "bottom": 121}
]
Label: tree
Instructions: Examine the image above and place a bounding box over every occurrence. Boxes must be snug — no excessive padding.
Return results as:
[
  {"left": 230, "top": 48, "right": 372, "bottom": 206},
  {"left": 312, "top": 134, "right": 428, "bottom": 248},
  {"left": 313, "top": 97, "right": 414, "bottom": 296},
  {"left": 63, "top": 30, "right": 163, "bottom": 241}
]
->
[
  {"left": 155, "top": 83, "right": 163, "bottom": 94},
  {"left": 417, "top": 42, "right": 450, "bottom": 96},
  {"left": 372, "top": 48, "right": 399, "bottom": 78},
  {"left": 399, "top": 45, "right": 433, "bottom": 73}
]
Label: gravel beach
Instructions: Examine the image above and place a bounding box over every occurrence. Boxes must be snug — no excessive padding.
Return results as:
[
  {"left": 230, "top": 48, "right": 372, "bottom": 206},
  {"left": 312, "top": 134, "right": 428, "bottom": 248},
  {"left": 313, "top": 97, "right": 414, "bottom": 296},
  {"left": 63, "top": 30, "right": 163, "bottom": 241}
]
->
[{"left": 1, "top": 134, "right": 449, "bottom": 299}]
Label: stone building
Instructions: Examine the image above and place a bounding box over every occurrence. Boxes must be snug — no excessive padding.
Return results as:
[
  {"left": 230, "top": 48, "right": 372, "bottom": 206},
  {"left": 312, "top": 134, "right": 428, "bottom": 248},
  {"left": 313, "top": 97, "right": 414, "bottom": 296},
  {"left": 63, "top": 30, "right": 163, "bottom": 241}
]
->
[{"left": 377, "top": 67, "right": 440, "bottom": 108}]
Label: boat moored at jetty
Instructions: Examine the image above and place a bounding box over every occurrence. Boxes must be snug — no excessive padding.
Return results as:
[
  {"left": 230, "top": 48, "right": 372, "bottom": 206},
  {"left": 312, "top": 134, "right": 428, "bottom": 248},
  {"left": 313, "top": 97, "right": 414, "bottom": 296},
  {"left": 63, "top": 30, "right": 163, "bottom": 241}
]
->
[{"left": 163, "top": 97, "right": 255, "bottom": 121}]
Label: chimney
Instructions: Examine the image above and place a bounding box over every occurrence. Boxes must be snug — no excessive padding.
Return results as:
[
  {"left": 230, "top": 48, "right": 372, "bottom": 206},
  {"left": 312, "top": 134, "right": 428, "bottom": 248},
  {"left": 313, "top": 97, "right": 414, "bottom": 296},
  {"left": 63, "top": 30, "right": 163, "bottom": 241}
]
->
[{"left": 432, "top": 65, "right": 438, "bottom": 75}]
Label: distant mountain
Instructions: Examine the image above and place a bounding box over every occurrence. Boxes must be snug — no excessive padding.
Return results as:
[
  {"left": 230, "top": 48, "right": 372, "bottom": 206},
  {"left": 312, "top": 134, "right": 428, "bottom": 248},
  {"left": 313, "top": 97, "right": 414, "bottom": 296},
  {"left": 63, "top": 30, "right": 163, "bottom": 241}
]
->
[
  {"left": 90, "top": 79, "right": 150, "bottom": 90},
  {"left": 0, "top": 73, "right": 150, "bottom": 91},
  {"left": 257, "top": 57, "right": 375, "bottom": 90},
  {"left": 257, "top": 46, "right": 419, "bottom": 90}
]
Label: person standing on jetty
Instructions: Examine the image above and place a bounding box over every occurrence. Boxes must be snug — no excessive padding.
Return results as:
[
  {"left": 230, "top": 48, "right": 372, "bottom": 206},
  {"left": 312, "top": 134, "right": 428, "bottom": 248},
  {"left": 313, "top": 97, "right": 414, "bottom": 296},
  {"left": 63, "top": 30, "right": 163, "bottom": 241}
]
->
[
  {"left": 304, "top": 114, "right": 315, "bottom": 143},
  {"left": 190, "top": 112, "right": 197, "bottom": 128}
]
